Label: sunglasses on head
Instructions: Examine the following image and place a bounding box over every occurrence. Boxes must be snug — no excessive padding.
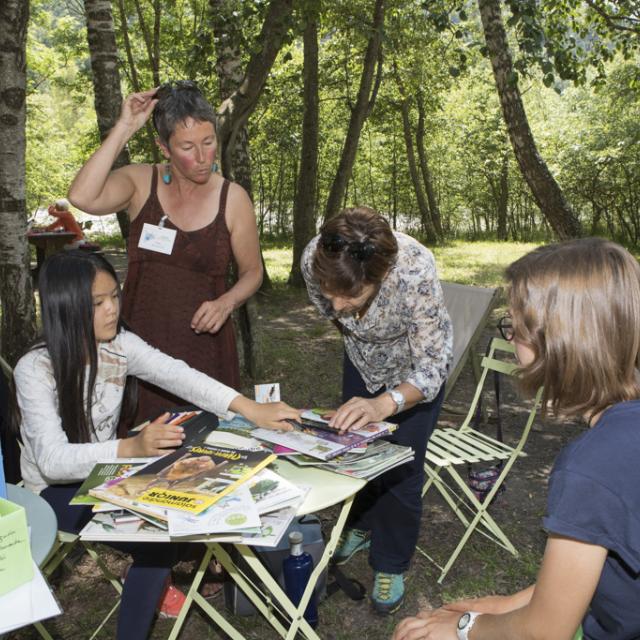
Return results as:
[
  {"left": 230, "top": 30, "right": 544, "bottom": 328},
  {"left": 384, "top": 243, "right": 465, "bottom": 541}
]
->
[
  {"left": 154, "top": 80, "right": 200, "bottom": 100},
  {"left": 320, "top": 233, "right": 376, "bottom": 262}
]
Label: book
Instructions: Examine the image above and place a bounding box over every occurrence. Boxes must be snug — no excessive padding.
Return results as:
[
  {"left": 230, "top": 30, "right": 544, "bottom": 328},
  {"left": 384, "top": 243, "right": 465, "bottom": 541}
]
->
[
  {"left": 252, "top": 409, "right": 397, "bottom": 461},
  {"left": 90, "top": 445, "right": 276, "bottom": 517},
  {"left": 70, "top": 460, "right": 149, "bottom": 508},
  {"left": 167, "top": 484, "right": 262, "bottom": 537},
  {"left": 246, "top": 468, "right": 306, "bottom": 514},
  {"left": 127, "top": 408, "right": 219, "bottom": 447}
]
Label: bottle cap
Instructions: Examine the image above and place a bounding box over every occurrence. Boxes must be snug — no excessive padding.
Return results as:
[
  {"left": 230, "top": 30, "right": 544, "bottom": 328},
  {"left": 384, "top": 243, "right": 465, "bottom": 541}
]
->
[{"left": 288, "top": 531, "right": 303, "bottom": 545}]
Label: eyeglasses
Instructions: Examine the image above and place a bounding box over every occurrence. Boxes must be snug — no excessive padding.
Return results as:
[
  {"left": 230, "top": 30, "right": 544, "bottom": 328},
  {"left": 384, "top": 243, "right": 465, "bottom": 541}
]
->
[
  {"left": 154, "top": 80, "right": 200, "bottom": 100},
  {"left": 320, "top": 233, "right": 376, "bottom": 262},
  {"left": 497, "top": 315, "right": 514, "bottom": 341}
]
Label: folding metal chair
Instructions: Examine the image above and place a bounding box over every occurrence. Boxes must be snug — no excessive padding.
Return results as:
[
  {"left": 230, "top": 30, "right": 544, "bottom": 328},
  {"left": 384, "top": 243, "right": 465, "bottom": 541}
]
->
[
  {"left": 440, "top": 282, "right": 501, "bottom": 400},
  {"left": 418, "top": 337, "right": 543, "bottom": 583}
]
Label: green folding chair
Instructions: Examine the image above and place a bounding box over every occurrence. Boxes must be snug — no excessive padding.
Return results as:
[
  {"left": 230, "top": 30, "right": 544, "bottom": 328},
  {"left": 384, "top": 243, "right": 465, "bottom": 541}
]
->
[
  {"left": 440, "top": 282, "right": 502, "bottom": 400},
  {"left": 418, "top": 337, "right": 543, "bottom": 583}
]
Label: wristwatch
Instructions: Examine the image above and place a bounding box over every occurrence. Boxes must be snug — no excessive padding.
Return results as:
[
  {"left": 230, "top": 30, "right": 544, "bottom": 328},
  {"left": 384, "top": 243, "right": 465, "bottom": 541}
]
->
[
  {"left": 388, "top": 389, "right": 405, "bottom": 415},
  {"left": 457, "top": 611, "right": 481, "bottom": 640}
]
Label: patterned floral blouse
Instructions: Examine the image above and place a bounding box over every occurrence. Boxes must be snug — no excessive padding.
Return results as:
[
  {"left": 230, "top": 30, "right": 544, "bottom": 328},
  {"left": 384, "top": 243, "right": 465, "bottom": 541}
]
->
[{"left": 301, "top": 232, "right": 453, "bottom": 402}]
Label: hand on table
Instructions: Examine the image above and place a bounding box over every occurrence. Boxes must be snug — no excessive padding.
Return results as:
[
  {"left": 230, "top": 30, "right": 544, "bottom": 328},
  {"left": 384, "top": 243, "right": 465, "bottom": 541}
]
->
[
  {"left": 119, "top": 412, "right": 185, "bottom": 457},
  {"left": 232, "top": 397, "right": 300, "bottom": 432},
  {"left": 328, "top": 394, "right": 395, "bottom": 432},
  {"left": 393, "top": 608, "right": 459, "bottom": 640},
  {"left": 191, "top": 298, "right": 234, "bottom": 334}
]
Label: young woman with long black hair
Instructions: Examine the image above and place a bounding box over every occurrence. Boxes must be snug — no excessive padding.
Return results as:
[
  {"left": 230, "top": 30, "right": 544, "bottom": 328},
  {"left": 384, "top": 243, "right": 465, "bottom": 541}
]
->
[{"left": 12, "top": 250, "right": 298, "bottom": 639}]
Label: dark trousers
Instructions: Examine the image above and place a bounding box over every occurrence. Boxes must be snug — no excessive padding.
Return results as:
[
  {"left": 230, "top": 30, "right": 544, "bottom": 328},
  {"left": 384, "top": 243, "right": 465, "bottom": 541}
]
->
[
  {"left": 41, "top": 484, "right": 186, "bottom": 640},
  {"left": 342, "top": 352, "right": 445, "bottom": 574}
]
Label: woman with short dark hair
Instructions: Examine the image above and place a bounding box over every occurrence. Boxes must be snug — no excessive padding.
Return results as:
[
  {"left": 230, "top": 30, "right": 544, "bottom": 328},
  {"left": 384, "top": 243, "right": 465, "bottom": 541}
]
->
[
  {"left": 68, "top": 81, "right": 261, "bottom": 426},
  {"left": 301, "top": 206, "right": 453, "bottom": 614}
]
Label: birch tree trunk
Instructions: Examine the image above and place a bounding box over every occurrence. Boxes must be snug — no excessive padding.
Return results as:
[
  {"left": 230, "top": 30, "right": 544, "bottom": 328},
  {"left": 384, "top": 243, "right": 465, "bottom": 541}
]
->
[
  {"left": 0, "top": 0, "right": 36, "bottom": 365},
  {"left": 478, "top": 0, "right": 581, "bottom": 239},
  {"left": 323, "top": 0, "right": 385, "bottom": 221},
  {"left": 84, "top": 0, "right": 131, "bottom": 240},
  {"left": 289, "top": 6, "right": 319, "bottom": 287}
]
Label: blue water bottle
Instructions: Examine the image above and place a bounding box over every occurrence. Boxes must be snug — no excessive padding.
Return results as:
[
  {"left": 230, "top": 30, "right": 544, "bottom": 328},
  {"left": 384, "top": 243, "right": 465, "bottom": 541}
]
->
[{"left": 282, "top": 530, "right": 319, "bottom": 628}]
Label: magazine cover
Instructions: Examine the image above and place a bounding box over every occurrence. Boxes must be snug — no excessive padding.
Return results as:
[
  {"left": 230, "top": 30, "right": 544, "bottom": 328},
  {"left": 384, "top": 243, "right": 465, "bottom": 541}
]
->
[
  {"left": 70, "top": 460, "right": 149, "bottom": 507},
  {"left": 289, "top": 440, "right": 413, "bottom": 479},
  {"left": 90, "top": 445, "right": 276, "bottom": 516},
  {"left": 166, "top": 484, "right": 262, "bottom": 537},
  {"left": 252, "top": 410, "right": 397, "bottom": 461}
]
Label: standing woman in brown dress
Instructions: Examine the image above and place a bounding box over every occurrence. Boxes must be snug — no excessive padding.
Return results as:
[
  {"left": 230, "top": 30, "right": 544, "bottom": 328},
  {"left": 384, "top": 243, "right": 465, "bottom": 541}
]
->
[{"left": 68, "top": 82, "right": 262, "bottom": 424}]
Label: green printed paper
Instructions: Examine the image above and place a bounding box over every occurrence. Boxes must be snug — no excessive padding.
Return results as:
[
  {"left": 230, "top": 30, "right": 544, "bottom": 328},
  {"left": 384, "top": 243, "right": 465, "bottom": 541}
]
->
[{"left": 0, "top": 498, "right": 34, "bottom": 596}]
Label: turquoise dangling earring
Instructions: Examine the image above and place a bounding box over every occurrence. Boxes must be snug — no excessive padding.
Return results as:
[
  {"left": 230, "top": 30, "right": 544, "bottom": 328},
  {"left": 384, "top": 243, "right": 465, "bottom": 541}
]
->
[
  {"left": 162, "top": 164, "right": 172, "bottom": 185},
  {"left": 211, "top": 162, "right": 219, "bottom": 173}
]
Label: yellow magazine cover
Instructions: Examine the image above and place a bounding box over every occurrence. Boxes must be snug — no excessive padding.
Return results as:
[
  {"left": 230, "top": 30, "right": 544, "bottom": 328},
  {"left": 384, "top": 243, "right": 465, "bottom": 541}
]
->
[{"left": 90, "top": 445, "right": 275, "bottom": 517}]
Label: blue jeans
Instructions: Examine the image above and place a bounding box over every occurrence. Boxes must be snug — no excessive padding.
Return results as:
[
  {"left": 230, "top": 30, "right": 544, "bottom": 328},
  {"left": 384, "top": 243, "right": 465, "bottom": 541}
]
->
[
  {"left": 342, "top": 352, "right": 445, "bottom": 574},
  {"left": 41, "top": 484, "right": 187, "bottom": 640}
]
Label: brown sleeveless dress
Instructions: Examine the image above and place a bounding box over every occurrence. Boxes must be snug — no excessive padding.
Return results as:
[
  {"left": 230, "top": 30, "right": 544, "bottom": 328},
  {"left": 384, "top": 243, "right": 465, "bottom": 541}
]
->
[{"left": 121, "top": 166, "right": 240, "bottom": 424}]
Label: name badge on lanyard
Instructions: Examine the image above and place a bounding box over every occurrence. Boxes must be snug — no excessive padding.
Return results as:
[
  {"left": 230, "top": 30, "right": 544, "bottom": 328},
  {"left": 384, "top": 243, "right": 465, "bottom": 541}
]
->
[{"left": 138, "top": 215, "right": 176, "bottom": 255}]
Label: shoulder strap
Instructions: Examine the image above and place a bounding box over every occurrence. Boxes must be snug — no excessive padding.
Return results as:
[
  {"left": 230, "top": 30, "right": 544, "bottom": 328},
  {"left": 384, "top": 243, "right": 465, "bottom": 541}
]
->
[{"left": 218, "top": 179, "right": 231, "bottom": 221}]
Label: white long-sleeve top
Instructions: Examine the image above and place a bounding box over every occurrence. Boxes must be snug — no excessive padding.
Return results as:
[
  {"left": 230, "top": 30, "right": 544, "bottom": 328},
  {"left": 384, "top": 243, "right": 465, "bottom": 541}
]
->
[{"left": 14, "top": 329, "right": 240, "bottom": 493}]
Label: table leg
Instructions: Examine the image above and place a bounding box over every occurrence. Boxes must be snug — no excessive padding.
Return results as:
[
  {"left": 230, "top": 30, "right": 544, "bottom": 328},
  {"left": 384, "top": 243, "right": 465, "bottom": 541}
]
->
[
  {"left": 167, "top": 545, "right": 245, "bottom": 640},
  {"left": 212, "top": 493, "right": 357, "bottom": 640}
]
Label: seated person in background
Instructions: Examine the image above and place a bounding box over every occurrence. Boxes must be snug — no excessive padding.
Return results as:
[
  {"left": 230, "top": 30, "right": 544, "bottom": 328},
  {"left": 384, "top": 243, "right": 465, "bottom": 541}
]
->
[
  {"left": 11, "top": 250, "right": 298, "bottom": 640},
  {"left": 45, "top": 198, "right": 99, "bottom": 250},
  {"left": 393, "top": 238, "right": 640, "bottom": 640}
]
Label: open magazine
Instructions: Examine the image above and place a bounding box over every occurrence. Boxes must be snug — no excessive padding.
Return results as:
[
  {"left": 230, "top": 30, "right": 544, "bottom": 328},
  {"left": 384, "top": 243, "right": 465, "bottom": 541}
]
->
[
  {"left": 252, "top": 409, "right": 397, "bottom": 461},
  {"left": 90, "top": 445, "right": 275, "bottom": 518}
]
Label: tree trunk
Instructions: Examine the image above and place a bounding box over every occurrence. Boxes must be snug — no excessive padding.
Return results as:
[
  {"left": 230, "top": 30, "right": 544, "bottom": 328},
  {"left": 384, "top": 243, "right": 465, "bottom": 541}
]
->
[
  {"left": 478, "top": 0, "right": 582, "bottom": 239},
  {"left": 212, "top": 0, "right": 294, "bottom": 174},
  {"left": 209, "top": 0, "right": 293, "bottom": 377},
  {"left": 114, "top": 0, "right": 159, "bottom": 164},
  {"left": 399, "top": 98, "right": 437, "bottom": 242},
  {"left": 132, "top": 0, "right": 160, "bottom": 86},
  {"left": 416, "top": 91, "right": 443, "bottom": 239},
  {"left": 323, "top": 0, "right": 385, "bottom": 221},
  {"left": 0, "top": 0, "right": 36, "bottom": 365},
  {"left": 497, "top": 152, "right": 509, "bottom": 240},
  {"left": 289, "top": 8, "right": 319, "bottom": 288},
  {"left": 84, "top": 0, "right": 131, "bottom": 240}
]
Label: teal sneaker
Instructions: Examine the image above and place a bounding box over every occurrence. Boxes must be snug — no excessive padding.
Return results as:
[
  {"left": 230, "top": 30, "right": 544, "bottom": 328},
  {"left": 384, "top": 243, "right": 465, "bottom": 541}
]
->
[
  {"left": 371, "top": 572, "right": 405, "bottom": 615},
  {"left": 332, "top": 528, "right": 371, "bottom": 565}
]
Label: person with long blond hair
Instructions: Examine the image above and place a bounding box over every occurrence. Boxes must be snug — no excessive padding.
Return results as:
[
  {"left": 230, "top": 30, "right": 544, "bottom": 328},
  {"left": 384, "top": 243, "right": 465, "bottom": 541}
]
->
[{"left": 393, "top": 237, "right": 640, "bottom": 640}]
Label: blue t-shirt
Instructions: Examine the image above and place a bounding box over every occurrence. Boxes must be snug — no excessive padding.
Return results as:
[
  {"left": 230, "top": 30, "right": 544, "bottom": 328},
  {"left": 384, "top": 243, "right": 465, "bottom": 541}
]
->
[{"left": 543, "top": 400, "right": 640, "bottom": 640}]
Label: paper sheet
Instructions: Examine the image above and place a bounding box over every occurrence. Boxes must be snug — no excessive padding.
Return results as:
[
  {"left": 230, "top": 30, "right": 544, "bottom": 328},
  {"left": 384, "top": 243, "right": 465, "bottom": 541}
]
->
[{"left": 0, "top": 561, "right": 62, "bottom": 634}]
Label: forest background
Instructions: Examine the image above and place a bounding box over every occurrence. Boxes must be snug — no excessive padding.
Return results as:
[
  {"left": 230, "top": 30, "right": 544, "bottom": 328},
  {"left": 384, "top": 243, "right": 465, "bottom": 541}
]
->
[{"left": 1, "top": 0, "right": 640, "bottom": 371}]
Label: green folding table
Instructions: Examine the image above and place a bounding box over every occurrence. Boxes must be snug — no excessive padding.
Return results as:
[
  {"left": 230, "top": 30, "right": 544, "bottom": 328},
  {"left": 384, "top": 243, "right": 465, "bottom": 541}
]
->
[{"left": 167, "top": 459, "right": 366, "bottom": 640}]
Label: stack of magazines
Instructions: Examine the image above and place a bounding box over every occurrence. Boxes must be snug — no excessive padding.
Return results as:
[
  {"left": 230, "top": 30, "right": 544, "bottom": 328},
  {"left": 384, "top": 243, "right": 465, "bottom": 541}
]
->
[
  {"left": 73, "top": 411, "right": 308, "bottom": 547},
  {"left": 287, "top": 439, "right": 414, "bottom": 480}
]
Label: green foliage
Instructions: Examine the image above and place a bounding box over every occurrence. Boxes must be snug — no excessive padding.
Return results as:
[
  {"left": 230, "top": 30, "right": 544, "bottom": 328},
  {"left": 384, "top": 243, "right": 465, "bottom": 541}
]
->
[{"left": 24, "top": 0, "right": 640, "bottom": 246}]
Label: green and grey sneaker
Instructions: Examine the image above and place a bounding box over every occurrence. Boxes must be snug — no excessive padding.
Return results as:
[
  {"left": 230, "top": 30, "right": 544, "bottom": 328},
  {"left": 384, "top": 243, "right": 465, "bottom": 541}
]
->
[
  {"left": 332, "top": 528, "right": 371, "bottom": 565},
  {"left": 371, "top": 572, "right": 405, "bottom": 615}
]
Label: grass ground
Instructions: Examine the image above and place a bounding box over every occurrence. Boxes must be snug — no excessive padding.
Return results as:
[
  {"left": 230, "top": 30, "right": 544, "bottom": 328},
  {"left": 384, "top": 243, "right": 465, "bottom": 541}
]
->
[{"left": 11, "top": 239, "right": 585, "bottom": 640}]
